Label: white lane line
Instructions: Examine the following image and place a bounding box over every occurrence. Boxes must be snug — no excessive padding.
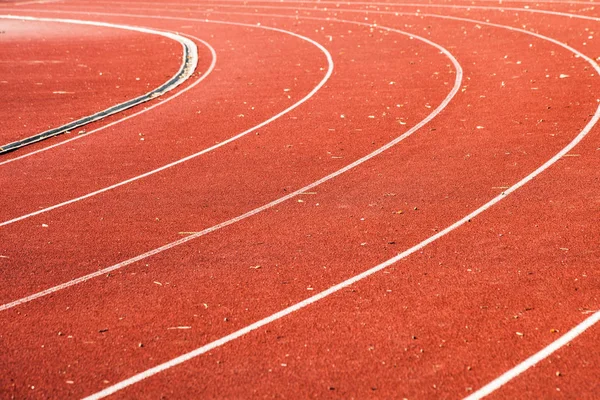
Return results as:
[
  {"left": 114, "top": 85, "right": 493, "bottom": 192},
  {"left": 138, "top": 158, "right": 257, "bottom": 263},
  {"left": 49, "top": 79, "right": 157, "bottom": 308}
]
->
[
  {"left": 0, "top": 15, "right": 198, "bottom": 154},
  {"left": 85, "top": 18, "right": 460, "bottom": 400},
  {"left": 465, "top": 311, "right": 600, "bottom": 399},
  {"left": 0, "top": 16, "right": 333, "bottom": 226},
  {"left": 220, "top": 7, "right": 600, "bottom": 399},
  {"left": 16, "top": 0, "right": 588, "bottom": 167},
  {"left": 110, "top": 0, "right": 600, "bottom": 10},
  {"left": 82, "top": 12, "right": 600, "bottom": 400},
  {"left": 468, "top": 0, "right": 600, "bottom": 4},
  {"left": 157, "top": 0, "right": 600, "bottom": 5},
  {"left": 88, "top": 0, "right": 600, "bottom": 27},
  {"left": 179, "top": 0, "right": 600, "bottom": 25},
  {"left": 1, "top": 73, "right": 213, "bottom": 169},
  {"left": 0, "top": 17, "right": 202, "bottom": 166},
  {"left": 7, "top": 6, "right": 598, "bottom": 398},
  {"left": 0, "top": 15, "right": 462, "bottom": 311},
  {"left": 0, "top": 33, "right": 211, "bottom": 167},
  {"left": 14, "top": 0, "right": 62, "bottom": 5}
]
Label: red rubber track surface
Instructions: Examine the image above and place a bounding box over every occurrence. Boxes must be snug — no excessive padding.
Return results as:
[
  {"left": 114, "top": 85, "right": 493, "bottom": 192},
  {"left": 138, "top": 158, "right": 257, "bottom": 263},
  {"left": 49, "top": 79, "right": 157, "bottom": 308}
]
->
[
  {"left": 0, "top": 1, "right": 599, "bottom": 399},
  {"left": 0, "top": 17, "right": 182, "bottom": 145}
]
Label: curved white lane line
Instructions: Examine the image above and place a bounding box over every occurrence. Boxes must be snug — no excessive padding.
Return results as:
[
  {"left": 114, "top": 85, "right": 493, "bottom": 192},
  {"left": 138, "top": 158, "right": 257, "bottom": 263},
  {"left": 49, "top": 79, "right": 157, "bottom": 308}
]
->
[
  {"left": 0, "top": 15, "right": 333, "bottom": 226},
  {"left": 0, "top": 15, "right": 462, "bottom": 312},
  {"left": 15, "top": 0, "right": 593, "bottom": 167},
  {"left": 0, "top": 33, "right": 214, "bottom": 168},
  {"left": 181, "top": 0, "right": 600, "bottom": 5},
  {"left": 469, "top": 0, "right": 600, "bottom": 4},
  {"left": 0, "top": 19, "right": 206, "bottom": 167},
  {"left": 8, "top": 0, "right": 600, "bottom": 155},
  {"left": 203, "top": 7, "right": 600, "bottom": 399},
  {"left": 76, "top": 19, "right": 463, "bottom": 400},
  {"left": 171, "top": 7, "right": 600, "bottom": 399},
  {"left": 83, "top": 11, "right": 600, "bottom": 400},
  {"left": 465, "top": 312, "right": 600, "bottom": 399},
  {"left": 213, "top": 0, "right": 600, "bottom": 25},
  {"left": 85, "top": 0, "right": 600, "bottom": 25},
  {"left": 57, "top": 0, "right": 598, "bottom": 8},
  {"left": 0, "top": 15, "right": 197, "bottom": 155},
  {"left": 4, "top": 4, "right": 597, "bottom": 399}
]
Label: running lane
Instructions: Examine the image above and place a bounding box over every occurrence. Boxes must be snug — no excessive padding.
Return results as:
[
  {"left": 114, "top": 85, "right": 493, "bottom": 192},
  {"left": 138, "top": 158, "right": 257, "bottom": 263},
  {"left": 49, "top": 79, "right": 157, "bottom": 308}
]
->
[
  {"left": 84, "top": 9, "right": 600, "bottom": 399},
  {"left": 0, "top": 10, "right": 460, "bottom": 398},
  {"left": 0, "top": 13, "right": 326, "bottom": 221},
  {"left": 0, "top": 2, "right": 599, "bottom": 400}
]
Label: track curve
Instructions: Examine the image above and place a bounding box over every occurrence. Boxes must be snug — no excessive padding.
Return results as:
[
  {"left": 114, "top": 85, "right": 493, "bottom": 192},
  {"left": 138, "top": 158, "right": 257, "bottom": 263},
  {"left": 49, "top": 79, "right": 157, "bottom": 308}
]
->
[
  {"left": 0, "top": 14, "right": 198, "bottom": 154},
  {"left": 0, "top": 1, "right": 598, "bottom": 399}
]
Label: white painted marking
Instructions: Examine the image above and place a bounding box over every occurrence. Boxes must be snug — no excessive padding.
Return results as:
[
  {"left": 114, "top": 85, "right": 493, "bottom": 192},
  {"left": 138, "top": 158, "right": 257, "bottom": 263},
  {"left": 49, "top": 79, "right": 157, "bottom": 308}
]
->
[
  {"left": 0, "top": 35, "right": 212, "bottom": 167},
  {"left": 20, "top": 0, "right": 586, "bottom": 170},
  {"left": 100, "top": 0, "right": 600, "bottom": 11},
  {"left": 4, "top": 5, "right": 597, "bottom": 397},
  {"left": 0, "top": 15, "right": 446, "bottom": 399},
  {"left": 14, "top": 0, "right": 62, "bottom": 5},
  {"left": 464, "top": 310, "right": 600, "bottom": 400},
  {"left": 0, "top": 14, "right": 198, "bottom": 154},
  {"left": 461, "top": 0, "right": 599, "bottom": 4},
  {"left": 82, "top": 12, "right": 600, "bottom": 400},
  {"left": 0, "top": 16, "right": 462, "bottom": 312},
  {"left": 138, "top": 0, "right": 600, "bottom": 5},
  {"left": 279, "top": 0, "right": 600, "bottom": 25},
  {"left": 0, "top": 17, "right": 334, "bottom": 226},
  {"left": 0, "top": 15, "right": 199, "bottom": 166},
  {"left": 91, "top": 0, "right": 600, "bottom": 27}
]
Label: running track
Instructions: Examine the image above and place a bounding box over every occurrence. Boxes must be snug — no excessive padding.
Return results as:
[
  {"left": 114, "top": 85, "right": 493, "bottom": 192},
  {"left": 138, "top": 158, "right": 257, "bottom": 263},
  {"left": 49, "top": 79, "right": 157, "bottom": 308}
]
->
[{"left": 0, "top": 0, "right": 599, "bottom": 398}]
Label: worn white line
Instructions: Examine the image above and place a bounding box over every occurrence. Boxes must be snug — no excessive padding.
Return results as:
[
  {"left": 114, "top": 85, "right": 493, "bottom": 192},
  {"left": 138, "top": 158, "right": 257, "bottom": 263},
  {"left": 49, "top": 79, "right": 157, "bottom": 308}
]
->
[
  {"left": 0, "top": 15, "right": 461, "bottom": 313},
  {"left": 83, "top": 12, "right": 600, "bottom": 400},
  {"left": 0, "top": 15, "right": 333, "bottom": 226},
  {"left": 0, "top": 14, "right": 197, "bottom": 155}
]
